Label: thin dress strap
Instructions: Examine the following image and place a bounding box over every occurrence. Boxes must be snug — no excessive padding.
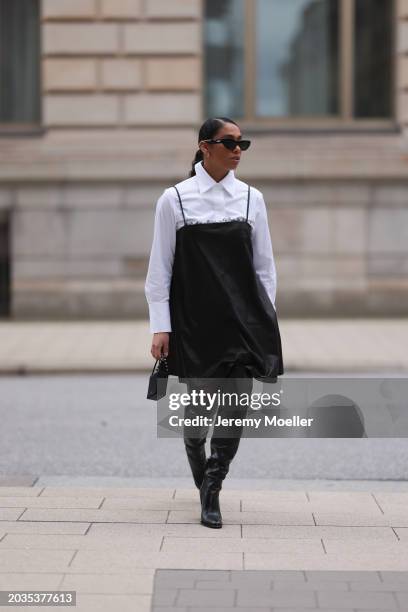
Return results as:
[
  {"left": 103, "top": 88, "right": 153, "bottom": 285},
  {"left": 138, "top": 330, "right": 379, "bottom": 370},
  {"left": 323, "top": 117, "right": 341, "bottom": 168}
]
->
[
  {"left": 245, "top": 185, "right": 250, "bottom": 222},
  {"left": 173, "top": 186, "right": 186, "bottom": 226}
]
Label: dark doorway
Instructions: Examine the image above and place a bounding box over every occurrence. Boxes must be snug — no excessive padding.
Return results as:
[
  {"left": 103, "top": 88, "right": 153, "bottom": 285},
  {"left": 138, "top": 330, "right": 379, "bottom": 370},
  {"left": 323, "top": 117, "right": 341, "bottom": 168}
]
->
[{"left": 0, "top": 211, "right": 10, "bottom": 317}]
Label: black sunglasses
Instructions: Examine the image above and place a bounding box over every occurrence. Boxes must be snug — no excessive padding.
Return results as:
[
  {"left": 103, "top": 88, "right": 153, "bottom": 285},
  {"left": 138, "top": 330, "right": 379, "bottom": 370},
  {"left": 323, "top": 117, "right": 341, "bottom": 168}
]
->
[{"left": 203, "top": 138, "right": 251, "bottom": 151}]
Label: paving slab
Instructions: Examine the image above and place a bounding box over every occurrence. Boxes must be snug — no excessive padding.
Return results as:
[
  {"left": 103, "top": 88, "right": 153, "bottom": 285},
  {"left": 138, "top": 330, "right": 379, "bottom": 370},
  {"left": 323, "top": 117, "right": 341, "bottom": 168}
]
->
[
  {"left": 174, "top": 489, "right": 309, "bottom": 501},
  {"left": 1, "top": 483, "right": 408, "bottom": 610},
  {"left": 69, "top": 550, "right": 244, "bottom": 571},
  {"left": 88, "top": 521, "right": 242, "bottom": 538},
  {"left": 0, "top": 487, "right": 44, "bottom": 496},
  {"left": 67, "top": 593, "right": 151, "bottom": 612},
  {"left": 313, "top": 512, "right": 391, "bottom": 527},
  {"left": 0, "top": 573, "right": 63, "bottom": 590},
  {"left": 0, "top": 521, "right": 90, "bottom": 534},
  {"left": 151, "top": 567, "right": 408, "bottom": 612},
  {"left": 0, "top": 508, "right": 25, "bottom": 520},
  {"left": 323, "top": 540, "right": 403, "bottom": 555},
  {"left": 39, "top": 486, "right": 176, "bottom": 498},
  {"left": 0, "top": 496, "right": 104, "bottom": 508},
  {"left": 237, "top": 588, "right": 316, "bottom": 607},
  {"left": 167, "top": 509, "right": 315, "bottom": 525},
  {"left": 305, "top": 571, "right": 383, "bottom": 581},
  {"left": 241, "top": 499, "right": 313, "bottom": 512},
  {"left": 0, "top": 533, "right": 163, "bottom": 551},
  {"left": 350, "top": 580, "right": 408, "bottom": 591},
  {"left": 374, "top": 492, "right": 408, "bottom": 505},
  {"left": 59, "top": 570, "right": 154, "bottom": 593},
  {"left": 317, "top": 590, "right": 397, "bottom": 609},
  {"left": 242, "top": 525, "right": 397, "bottom": 541},
  {"left": 101, "top": 496, "right": 240, "bottom": 511},
  {"left": 244, "top": 553, "right": 408, "bottom": 571},
  {"left": 0, "top": 549, "right": 74, "bottom": 572},
  {"left": 19, "top": 508, "right": 168, "bottom": 523},
  {"left": 161, "top": 536, "right": 323, "bottom": 554},
  {"left": 154, "top": 569, "right": 231, "bottom": 588},
  {"left": 179, "top": 588, "right": 236, "bottom": 606}
]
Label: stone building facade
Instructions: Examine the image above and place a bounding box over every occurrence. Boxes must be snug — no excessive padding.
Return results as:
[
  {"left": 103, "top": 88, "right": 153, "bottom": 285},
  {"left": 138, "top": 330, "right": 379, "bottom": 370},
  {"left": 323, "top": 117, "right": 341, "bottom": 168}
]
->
[{"left": 0, "top": 0, "right": 407, "bottom": 319}]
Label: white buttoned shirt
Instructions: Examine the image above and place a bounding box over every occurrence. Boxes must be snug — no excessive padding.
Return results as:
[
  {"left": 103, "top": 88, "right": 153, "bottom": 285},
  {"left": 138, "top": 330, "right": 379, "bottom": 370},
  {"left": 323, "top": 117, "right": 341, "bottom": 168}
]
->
[{"left": 144, "top": 161, "right": 277, "bottom": 334}]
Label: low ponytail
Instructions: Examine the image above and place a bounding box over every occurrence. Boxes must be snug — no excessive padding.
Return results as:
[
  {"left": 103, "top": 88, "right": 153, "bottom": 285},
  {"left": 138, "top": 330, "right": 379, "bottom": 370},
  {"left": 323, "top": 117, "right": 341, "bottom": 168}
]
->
[
  {"left": 189, "top": 149, "right": 204, "bottom": 177},
  {"left": 188, "top": 116, "right": 239, "bottom": 178}
]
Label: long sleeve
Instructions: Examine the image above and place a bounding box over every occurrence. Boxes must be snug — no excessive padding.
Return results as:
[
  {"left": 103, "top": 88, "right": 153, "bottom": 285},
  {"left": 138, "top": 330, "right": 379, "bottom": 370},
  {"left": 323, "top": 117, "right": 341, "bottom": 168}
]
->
[
  {"left": 251, "top": 191, "right": 277, "bottom": 310},
  {"left": 144, "top": 189, "right": 176, "bottom": 333}
]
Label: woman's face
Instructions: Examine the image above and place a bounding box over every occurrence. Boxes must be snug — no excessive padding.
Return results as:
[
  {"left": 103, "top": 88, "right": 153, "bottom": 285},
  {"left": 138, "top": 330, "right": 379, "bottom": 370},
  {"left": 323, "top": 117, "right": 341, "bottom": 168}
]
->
[{"left": 200, "top": 122, "right": 243, "bottom": 173}]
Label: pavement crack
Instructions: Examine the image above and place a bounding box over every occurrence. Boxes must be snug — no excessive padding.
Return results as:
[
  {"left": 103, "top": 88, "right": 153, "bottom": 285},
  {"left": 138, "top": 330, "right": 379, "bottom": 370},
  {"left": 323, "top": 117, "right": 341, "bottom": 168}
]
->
[
  {"left": 83, "top": 523, "right": 93, "bottom": 535},
  {"left": 372, "top": 493, "right": 384, "bottom": 514},
  {"left": 67, "top": 549, "right": 78, "bottom": 567},
  {"left": 98, "top": 497, "right": 105, "bottom": 509},
  {"left": 392, "top": 526, "right": 400, "bottom": 541}
]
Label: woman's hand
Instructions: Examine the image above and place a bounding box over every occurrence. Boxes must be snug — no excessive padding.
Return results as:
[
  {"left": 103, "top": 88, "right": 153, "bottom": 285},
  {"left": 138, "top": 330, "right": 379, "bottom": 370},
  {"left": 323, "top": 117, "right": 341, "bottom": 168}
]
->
[{"left": 151, "top": 332, "right": 169, "bottom": 360}]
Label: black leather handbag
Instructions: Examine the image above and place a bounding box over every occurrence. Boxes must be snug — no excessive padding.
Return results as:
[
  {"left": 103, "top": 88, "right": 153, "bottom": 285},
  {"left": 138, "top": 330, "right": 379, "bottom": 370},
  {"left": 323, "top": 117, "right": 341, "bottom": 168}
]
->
[{"left": 147, "top": 356, "right": 169, "bottom": 400}]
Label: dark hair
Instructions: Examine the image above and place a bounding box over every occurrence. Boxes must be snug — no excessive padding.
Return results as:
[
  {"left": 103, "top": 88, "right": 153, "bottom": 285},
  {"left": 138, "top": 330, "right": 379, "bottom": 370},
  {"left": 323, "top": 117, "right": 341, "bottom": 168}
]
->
[{"left": 189, "top": 117, "right": 239, "bottom": 177}]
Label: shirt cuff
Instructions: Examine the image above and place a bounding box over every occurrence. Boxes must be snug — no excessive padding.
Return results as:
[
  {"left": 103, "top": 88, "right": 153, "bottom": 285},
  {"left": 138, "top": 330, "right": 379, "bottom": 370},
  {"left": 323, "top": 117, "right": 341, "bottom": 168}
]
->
[{"left": 148, "top": 302, "right": 172, "bottom": 333}]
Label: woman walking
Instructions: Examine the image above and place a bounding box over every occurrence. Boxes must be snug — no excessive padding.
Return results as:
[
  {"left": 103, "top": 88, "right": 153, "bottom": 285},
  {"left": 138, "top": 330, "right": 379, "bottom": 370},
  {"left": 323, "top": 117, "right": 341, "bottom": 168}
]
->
[{"left": 145, "top": 117, "right": 284, "bottom": 528}]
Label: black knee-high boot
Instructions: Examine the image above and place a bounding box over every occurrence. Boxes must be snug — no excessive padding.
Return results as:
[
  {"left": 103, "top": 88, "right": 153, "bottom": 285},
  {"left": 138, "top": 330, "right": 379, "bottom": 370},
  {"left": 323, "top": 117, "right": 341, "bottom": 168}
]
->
[
  {"left": 200, "top": 437, "right": 240, "bottom": 528},
  {"left": 184, "top": 437, "right": 207, "bottom": 489},
  {"left": 198, "top": 364, "right": 252, "bottom": 527}
]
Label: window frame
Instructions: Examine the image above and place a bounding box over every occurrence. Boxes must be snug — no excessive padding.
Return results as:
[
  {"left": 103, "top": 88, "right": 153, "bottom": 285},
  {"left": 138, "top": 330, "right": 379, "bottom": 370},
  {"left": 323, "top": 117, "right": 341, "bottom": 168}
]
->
[{"left": 212, "top": 0, "right": 397, "bottom": 132}]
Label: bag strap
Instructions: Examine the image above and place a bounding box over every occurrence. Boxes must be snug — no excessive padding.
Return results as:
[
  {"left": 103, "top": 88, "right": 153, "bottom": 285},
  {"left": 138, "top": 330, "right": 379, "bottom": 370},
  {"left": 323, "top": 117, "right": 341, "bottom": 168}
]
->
[
  {"left": 151, "top": 359, "right": 159, "bottom": 375},
  {"left": 151, "top": 356, "right": 168, "bottom": 375}
]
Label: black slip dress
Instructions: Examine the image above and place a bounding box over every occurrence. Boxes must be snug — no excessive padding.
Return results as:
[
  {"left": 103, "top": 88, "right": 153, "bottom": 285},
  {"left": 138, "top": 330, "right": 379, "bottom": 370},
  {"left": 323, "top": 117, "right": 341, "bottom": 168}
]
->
[{"left": 166, "top": 183, "right": 284, "bottom": 382}]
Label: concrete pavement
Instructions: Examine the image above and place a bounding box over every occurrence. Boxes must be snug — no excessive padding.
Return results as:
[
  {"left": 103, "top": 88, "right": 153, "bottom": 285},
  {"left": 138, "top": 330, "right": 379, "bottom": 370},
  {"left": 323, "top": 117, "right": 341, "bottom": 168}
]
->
[
  {"left": 1, "top": 321, "right": 408, "bottom": 611},
  {"left": 1, "top": 480, "right": 408, "bottom": 611},
  {"left": 0, "top": 318, "right": 407, "bottom": 374}
]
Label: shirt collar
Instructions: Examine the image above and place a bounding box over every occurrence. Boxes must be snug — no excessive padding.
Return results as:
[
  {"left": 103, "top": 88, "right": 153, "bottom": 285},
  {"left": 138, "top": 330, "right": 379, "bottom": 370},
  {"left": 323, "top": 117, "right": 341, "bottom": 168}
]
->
[{"left": 195, "top": 161, "right": 236, "bottom": 196}]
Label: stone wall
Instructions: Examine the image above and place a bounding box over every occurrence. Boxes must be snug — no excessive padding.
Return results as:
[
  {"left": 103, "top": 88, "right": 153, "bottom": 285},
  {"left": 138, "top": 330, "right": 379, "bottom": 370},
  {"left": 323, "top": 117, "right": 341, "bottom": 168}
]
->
[
  {"left": 41, "top": 0, "right": 202, "bottom": 128},
  {"left": 0, "top": 176, "right": 405, "bottom": 319}
]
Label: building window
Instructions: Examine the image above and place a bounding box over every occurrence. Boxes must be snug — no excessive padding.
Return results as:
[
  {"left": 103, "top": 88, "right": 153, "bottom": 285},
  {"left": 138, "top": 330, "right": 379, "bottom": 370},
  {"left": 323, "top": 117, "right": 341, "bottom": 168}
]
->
[
  {"left": 204, "top": 0, "right": 245, "bottom": 118},
  {"left": 354, "top": 0, "right": 393, "bottom": 118},
  {"left": 204, "top": 0, "right": 394, "bottom": 126},
  {"left": 0, "top": 0, "right": 41, "bottom": 128}
]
